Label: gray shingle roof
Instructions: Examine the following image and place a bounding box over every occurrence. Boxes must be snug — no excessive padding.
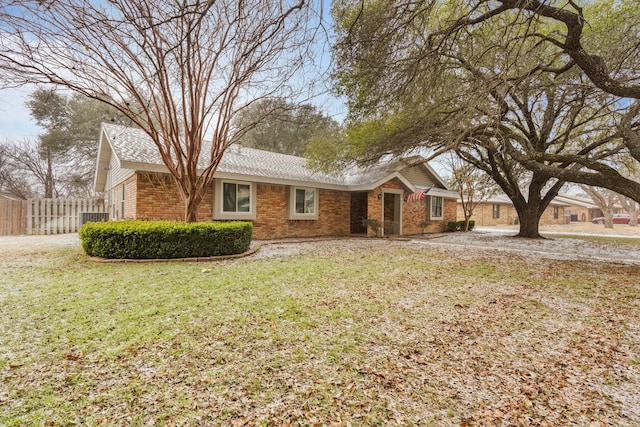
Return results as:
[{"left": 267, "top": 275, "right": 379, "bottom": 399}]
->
[{"left": 101, "top": 122, "right": 417, "bottom": 188}]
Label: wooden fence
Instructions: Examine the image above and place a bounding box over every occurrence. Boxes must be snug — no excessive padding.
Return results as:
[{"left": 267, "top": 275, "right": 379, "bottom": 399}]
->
[
  {"left": 0, "top": 198, "right": 106, "bottom": 235},
  {"left": 0, "top": 199, "right": 27, "bottom": 236}
]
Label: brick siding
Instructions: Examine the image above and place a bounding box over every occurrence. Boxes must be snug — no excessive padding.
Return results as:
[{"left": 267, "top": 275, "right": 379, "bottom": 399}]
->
[
  {"left": 366, "top": 179, "right": 454, "bottom": 236},
  {"left": 457, "top": 202, "right": 567, "bottom": 226},
  {"left": 107, "top": 172, "right": 214, "bottom": 222},
  {"left": 108, "top": 172, "right": 454, "bottom": 238},
  {"left": 253, "top": 184, "right": 350, "bottom": 239}
]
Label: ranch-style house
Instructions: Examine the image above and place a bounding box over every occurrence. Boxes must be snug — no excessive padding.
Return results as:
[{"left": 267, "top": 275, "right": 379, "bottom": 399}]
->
[{"left": 93, "top": 123, "right": 458, "bottom": 239}]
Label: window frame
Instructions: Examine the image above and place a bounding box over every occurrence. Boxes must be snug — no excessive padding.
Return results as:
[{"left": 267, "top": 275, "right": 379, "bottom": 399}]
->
[
  {"left": 213, "top": 179, "right": 256, "bottom": 220},
  {"left": 429, "top": 195, "right": 443, "bottom": 220},
  {"left": 121, "top": 183, "right": 125, "bottom": 219},
  {"left": 492, "top": 204, "right": 500, "bottom": 219},
  {"left": 553, "top": 206, "right": 559, "bottom": 219},
  {"left": 289, "top": 186, "right": 319, "bottom": 220}
]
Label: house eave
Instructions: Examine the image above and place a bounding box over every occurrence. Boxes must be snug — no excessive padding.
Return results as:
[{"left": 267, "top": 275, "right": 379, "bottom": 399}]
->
[
  {"left": 346, "top": 172, "right": 417, "bottom": 193},
  {"left": 110, "top": 163, "right": 454, "bottom": 194},
  {"left": 93, "top": 126, "right": 116, "bottom": 192},
  {"left": 426, "top": 188, "right": 459, "bottom": 199}
]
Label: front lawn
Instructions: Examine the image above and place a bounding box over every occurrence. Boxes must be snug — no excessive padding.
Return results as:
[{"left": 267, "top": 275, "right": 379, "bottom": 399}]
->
[{"left": 1, "top": 240, "right": 639, "bottom": 425}]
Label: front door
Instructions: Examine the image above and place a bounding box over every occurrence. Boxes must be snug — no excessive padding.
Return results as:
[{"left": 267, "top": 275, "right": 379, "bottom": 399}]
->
[{"left": 350, "top": 192, "right": 368, "bottom": 234}]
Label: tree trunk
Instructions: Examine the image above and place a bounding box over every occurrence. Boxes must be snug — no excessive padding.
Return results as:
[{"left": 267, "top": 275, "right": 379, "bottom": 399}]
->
[
  {"left": 173, "top": 173, "right": 207, "bottom": 223},
  {"left": 184, "top": 194, "right": 201, "bottom": 223},
  {"left": 512, "top": 194, "right": 546, "bottom": 238},
  {"left": 510, "top": 177, "right": 558, "bottom": 238},
  {"left": 516, "top": 213, "right": 542, "bottom": 238},
  {"left": 604, "top": 211, "right": 614, "bottom": 229},
  {"left": 45, "top": 146, "right": 54, "bottom": 198},
  {"left": 620, "top": 196, "right": 638, "bottom": 226}
]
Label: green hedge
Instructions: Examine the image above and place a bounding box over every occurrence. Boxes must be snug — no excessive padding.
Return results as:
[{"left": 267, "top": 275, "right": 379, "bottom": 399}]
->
[
  {"left": 80, "top": 220, "right": 253, "bottom": 259},
  {"left": 447, "top": 220, "right": 475, "bottom": 232}
]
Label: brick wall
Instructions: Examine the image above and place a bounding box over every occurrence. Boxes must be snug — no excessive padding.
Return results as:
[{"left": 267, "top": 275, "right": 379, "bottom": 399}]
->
[
  {"left": 253, "top": 183, "right": 350, "bottom": 239},
  {"left": 464, "top": 203, "right": 518, "bottom": 226},
  {"left": 444, "top": 198, "right": 457, "bottom": 225},
  {"left": 540, "top": 206, "right": 568, "bottom": 225},
  {"left": 403, "top": 195, "right": 455, "bottom": 234},
  {"left": 365, "top": 179, "right": 453, "bottom": 236},
  {"left": 459, "top": 202, "right": 568, "bottom": 226},
  {"left": 109, "top": 172, "right": 454, "bottom": 238},
  {"left": 564, "top": 206, "right": 601, "bottom": 222},
  {"left": 367, "top": 187, "right": 383, "bottom": 237},
  {"left": 133, "top": 172, "right": 214, "bottom": 221}
]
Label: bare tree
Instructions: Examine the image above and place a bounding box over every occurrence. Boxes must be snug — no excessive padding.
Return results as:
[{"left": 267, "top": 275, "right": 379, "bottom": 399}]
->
[
  {"left": 1, "top": 139, "right": 67, "bottom": 198},
  {"left": 444, "top": 154, "right": 496, "bottom": 231},
  {"left": 581, "top": 186, "right": 618, "bottom": 228},
  {"left": 0, "top": 143, "right": 36, "bottom": 199},
  {"left": 0, "top": 0, "right": 322, "bottom": 221},
  {"left": 618, "top": 196, "right": 639, "bottom": 227}
]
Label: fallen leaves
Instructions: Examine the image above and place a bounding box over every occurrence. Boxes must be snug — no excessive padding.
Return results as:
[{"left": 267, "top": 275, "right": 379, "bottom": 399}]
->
[{"left": 1, "top": 239, "right": 639, "bottom": 425}]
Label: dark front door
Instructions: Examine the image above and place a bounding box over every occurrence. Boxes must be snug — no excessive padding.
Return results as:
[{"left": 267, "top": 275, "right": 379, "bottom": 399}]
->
[{"left": 350, "top": 192, "right": 368, "bottom": 234}]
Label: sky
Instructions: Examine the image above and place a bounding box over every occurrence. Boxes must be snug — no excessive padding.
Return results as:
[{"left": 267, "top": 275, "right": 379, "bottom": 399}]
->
[
  {"left": 0, "top": 86, "right": 42, "bottom": 141},
  {"left": 0, "top": 0, "right": 342, "bottom": 143}
]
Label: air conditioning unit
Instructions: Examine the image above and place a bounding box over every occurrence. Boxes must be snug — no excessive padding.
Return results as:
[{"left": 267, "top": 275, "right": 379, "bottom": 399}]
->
[{"left": 79, "top": 212, "right": 109, "bottom": 227}]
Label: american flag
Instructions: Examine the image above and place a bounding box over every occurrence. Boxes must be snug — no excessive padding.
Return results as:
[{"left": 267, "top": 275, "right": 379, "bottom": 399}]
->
[{"left": 405, "top": 188, "right": 431, "bottom": 202}]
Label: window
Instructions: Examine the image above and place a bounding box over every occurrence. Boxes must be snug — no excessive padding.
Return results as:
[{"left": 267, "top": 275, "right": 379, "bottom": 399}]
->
[
  {"left": 492, "top": 204, "right": 500, "bottom": 219},
  {"left": 553, "top": 206, "right": 559, "bottom": 219},
  {"left": 121, "top": 184, "right": 125, "bottom": 219},
  {"left": 289, "top": 187, "right": 318, "bottom": 220},
  {"left": 295, "top": 188, "right": 315, "bottom": 214},
  {"left": 430, "top": 196, "right": 443, "bottom": 219},
  {"left": 214, "top": 179, "right": 256, "bottom": 220},
  {"left": 223, "top": 182, "right": 251, "bottom": 213}
]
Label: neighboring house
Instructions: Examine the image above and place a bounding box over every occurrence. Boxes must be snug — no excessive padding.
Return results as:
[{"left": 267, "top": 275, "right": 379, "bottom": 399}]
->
[
  {"left": 457, "top": 194, "right": 570, "bottom": 226},
  {"left": 93, "top": 123, "right": 458, "bottom": 239},
  {"left": 553, "top": 194, "right": 607, "bottom": 222}
]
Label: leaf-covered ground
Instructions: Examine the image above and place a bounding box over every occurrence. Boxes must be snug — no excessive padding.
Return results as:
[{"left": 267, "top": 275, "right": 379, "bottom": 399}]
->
[{"left": 1, "top": 238, "right": 639, "bottom": 426}]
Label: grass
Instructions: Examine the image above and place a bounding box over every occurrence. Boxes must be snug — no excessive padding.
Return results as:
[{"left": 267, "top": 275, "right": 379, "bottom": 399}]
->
[
  {"left": 1, "top": 240, "right": 639, "bottom": 426},
  {"left": 540, "top": 232, "right": 640, "bottom": 246}
]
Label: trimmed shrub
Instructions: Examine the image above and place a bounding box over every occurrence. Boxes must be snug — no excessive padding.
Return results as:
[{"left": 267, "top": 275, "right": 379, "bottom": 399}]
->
[
  {"left": 447, "top": 220, "right": 475, "bottom": 232},
  {"left": 80, "top": 220, "right": 252, "bottom": 259}
]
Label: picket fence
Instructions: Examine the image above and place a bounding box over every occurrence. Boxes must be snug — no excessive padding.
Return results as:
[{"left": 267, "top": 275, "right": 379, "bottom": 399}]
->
[{"left": 0, "top": 198, "right": 106, "bottom": 235}]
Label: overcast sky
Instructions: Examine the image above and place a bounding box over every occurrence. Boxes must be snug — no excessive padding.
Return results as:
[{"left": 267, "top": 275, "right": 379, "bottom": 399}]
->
[
  {"left": 0, "top": 86, "right": 42, "bottom": 141},
  {"left": 0, "top": 0, "right": 340, "bottom": 144}
]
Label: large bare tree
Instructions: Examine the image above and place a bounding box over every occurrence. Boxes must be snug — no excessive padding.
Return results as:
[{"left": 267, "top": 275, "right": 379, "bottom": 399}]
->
[{"left": 0, "top": 0, "right": 321, "bottom": 221}]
